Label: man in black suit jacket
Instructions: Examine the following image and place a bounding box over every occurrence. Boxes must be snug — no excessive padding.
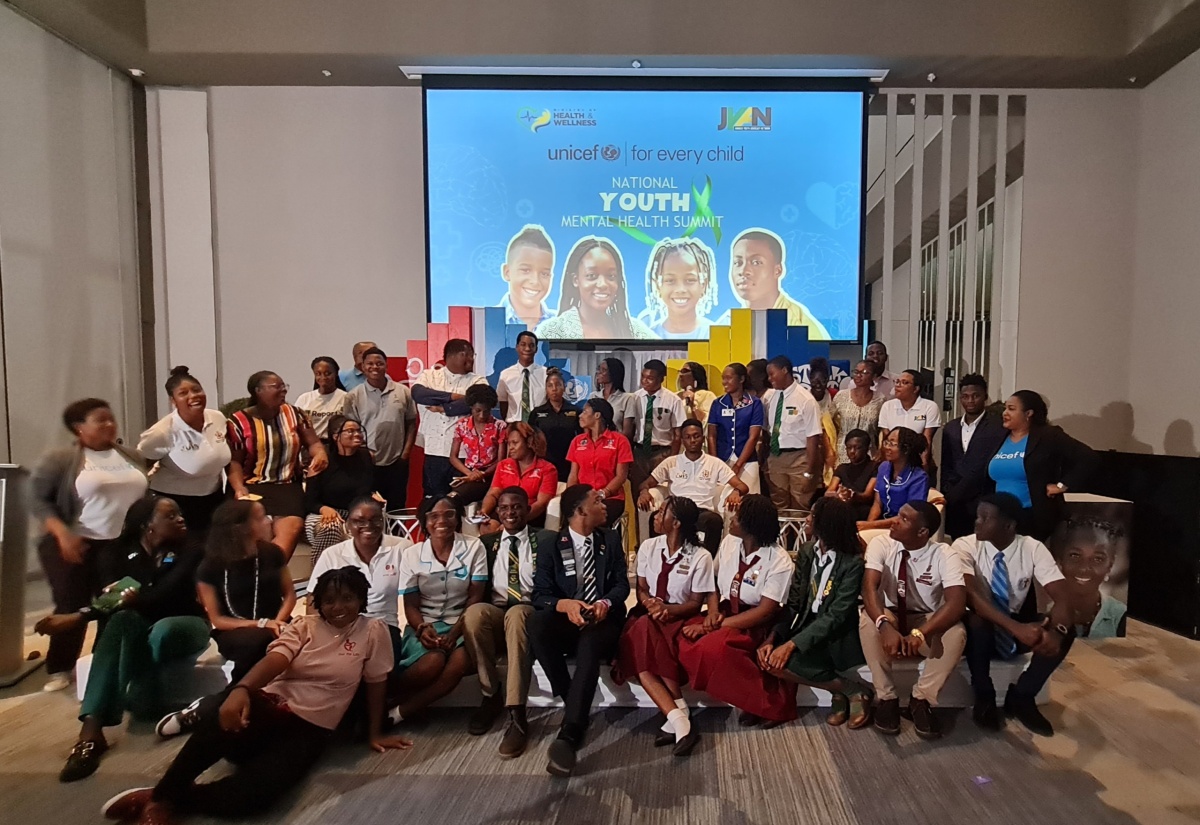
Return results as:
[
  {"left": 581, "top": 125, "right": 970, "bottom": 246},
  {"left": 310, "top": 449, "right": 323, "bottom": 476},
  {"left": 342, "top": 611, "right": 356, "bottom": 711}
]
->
[
  {"left": 529, "top": 484, "right": 629, "bottom": 777},
  {"left": 941, "top": 374, "right": 1008, "bottom": 539}
]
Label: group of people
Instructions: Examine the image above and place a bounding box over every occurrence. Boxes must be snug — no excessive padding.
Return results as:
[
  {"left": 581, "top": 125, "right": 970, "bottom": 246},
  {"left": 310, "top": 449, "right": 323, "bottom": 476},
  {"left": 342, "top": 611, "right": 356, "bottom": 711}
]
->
[{"left": 30, "top": 333, "right": 1110, "bottom": 825}]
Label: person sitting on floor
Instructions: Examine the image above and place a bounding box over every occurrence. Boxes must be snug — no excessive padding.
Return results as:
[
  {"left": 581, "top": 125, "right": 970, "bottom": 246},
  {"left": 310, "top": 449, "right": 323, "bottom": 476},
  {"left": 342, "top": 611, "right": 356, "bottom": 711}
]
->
[
  {"left": 100, "top": 567, "right": 411, "bottom": 825},
  {"left": 613, "top": 495, "right": 714, "bottom": 756},
  {"left": 461, "top": 487, "right": 558, "bottom": 758},
  {"left": 859, "top": 501, "right": 966, "bottom": 739},
  {"left": 39, "top": 497, "right": 208, "bottom": 783},
  {"left": 636, "top": 418, "right": 749, "bottom": 554},
  {"left": 388, "top": 495, "right": 489, "bottom": 725},
  {"left": 677, "top": 494, "right": 797, "bottom": 729},
  {"left": 529, "top": 484, "right": 630, "bottom": 777},
  {"left": 952, "top": 493, "right": 1074, "bottom": 736},
  {"left": 448, "top": 383, "right": 508, "bottom": 506},
  {"left": 757, "top": 497, "right": 871, "bottom": 729},
  {"left": 302, "top": 415, "right": 377, "bottom": 561}
]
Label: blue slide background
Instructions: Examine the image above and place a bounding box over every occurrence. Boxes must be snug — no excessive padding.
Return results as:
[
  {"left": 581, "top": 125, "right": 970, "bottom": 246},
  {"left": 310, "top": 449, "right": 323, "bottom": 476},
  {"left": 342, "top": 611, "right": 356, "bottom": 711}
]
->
[{"left": 425, "top": 88, "right": 864, "bottom": 340}]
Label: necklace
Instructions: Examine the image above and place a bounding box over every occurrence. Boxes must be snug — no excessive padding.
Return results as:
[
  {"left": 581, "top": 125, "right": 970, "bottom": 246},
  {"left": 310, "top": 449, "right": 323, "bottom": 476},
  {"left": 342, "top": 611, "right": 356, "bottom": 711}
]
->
[{"left": 224, "top": 555, "right": 259, "bottom": 619}]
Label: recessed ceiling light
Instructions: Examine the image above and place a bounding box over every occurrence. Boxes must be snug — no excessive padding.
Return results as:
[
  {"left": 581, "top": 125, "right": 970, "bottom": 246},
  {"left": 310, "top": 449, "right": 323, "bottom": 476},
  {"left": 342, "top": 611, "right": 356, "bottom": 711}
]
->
[
  {"left": 927, "top": 72, "right": 936, "bottom": 83},
  {"left": 631, "top": 59, "right": 643, "bottom": 69},
  {"left": 322, "top": 69, "right": 332, "bottom": 77},
  {"left": 129, "top": 68, "right": 144, "bottom": 77}
]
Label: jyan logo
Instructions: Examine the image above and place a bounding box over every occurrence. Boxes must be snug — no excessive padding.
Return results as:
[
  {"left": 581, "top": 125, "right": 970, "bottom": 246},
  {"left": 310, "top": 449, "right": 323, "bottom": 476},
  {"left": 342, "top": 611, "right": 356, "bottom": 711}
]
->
[
  {"left": 518, "top": 107, "right": 552, "bottom": 133},
  {"left": 717, "top": 106, "right": 772, "bottom": 131}
]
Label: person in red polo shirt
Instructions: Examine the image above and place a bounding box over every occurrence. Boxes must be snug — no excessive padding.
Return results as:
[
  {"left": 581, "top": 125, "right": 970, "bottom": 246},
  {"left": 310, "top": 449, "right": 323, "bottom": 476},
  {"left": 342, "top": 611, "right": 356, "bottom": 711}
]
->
[
  {"left": 478, "top": 423, "right": 559, "bottom": 531},
  {"left": 566, "top": 398, "right": 634, "bottom": 526}
]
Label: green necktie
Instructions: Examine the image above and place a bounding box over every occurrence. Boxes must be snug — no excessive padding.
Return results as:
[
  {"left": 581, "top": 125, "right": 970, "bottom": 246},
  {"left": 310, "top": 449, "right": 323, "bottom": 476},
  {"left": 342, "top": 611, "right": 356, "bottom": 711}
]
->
[
  {"left": 642, "top": 394, "right": 655, "bottom": 450},
  {"left": 770, "top": 392, "right": 784, "bottom": 456},
  {"left": 520, "top": 369, "right": 531, "bottom": 423},
  {"left": 507, "top": 535, "right": 522, "bottom": 606}
]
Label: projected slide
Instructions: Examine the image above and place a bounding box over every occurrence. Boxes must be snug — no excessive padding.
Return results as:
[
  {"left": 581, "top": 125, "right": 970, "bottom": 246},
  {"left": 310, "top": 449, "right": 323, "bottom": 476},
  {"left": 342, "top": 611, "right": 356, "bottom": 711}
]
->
[{"left": 425, "top": 87, "right": 864, "bottom": 342}]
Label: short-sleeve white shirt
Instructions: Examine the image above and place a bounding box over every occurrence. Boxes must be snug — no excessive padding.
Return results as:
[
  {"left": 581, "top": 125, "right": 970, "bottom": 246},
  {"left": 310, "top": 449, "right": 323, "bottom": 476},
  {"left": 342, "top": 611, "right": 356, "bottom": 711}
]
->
[
  {"left": 761, "top": 382, "right": 823, "bottom": 449},
  {"left": 630, "top": 388, "right": 686, "bottom": 447},
  {"left": 864, "top": 534, "right": 964, "bottom": 614},
  {"left": 489, "top": 527, "right": 538, "bottom": 606},
  {"left": 879, "top": 397, "right": 942, "bottom": 436},
  {"left": 497, "top": 362, "right": 548, "bottom": 423},
  {"left": 414, "top": 366, "right": 488, "bottom": 457},
  {"left": 636, "top": 536, "right": 716, "bottom": 604},
  {"left": 398, "top": 534, "right": 489, "bottom": 623},
  {"left": 139, "top": 409, "right": 231, "bottom": 497},
  {"left": 306, "top": 535, "right": 412, "bottom": 627},
  {"left": 949, "top": 534, "right": 1064, "bottom": 614},
  {"left": 714, "top": 535, "right": 794, "bottom": 607},
  {"left": 650, "top": 452, "right": 735, "bottom": 511}
]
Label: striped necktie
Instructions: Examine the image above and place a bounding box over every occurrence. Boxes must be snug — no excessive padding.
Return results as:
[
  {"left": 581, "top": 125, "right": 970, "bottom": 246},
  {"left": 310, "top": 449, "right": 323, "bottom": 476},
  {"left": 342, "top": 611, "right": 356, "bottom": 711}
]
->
[
  {"left": 520, "top": 369, "right": 531, "bottom": 423},
  {"left": 506, "top": 535, "right": 522, "bottom": 606},
  {"left": 810, "top": 552, "right": 833, "bottom": 606},
  {"left": 642, "top": 395, "right": 655, "bottom": 450},
  {"left": 991, "top": 554, "right": 1018, "bottom": 657},
  {"left": 578, "top": 536, "right": 599, "bottom": 602},
  {"left": 770, "top": 393, "right": 784, "bottom": 456}
]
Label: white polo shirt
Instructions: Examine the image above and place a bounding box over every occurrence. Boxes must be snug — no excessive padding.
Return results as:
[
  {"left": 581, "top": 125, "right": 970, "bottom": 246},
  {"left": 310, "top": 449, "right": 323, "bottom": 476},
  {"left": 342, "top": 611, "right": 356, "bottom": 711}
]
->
[
  {"left": 950, "top": 534, "right": 1064, "bottom": 614},
  {"left": 864, "top": 534, "right": 964, "bottom": 614},
  {"left": 714, "top": 535, "right": 794, "bottom": 607},
  {"left": 489, "top": 527, "right": 540, "bottom": 606},
  {"left": 879, "top": 397, "right": 942, "bottom": 436},
  {"left": 761, "top": 382, "right": 823, "bottom": 450},
  {"left": 139, "top": 409, "right": 231, "bottom": 496},
  {"left": 497, "top": 362, "right": 548, "bottom": 423},
  {"left": 306, "top": 535, "right": 412, "bottom": 627},
  {"left": 636, "top": 536, "right": 715, "bottom": 604},
  {"left": 650, "top": 452, "right": 735, "bottom": 512},
  {"left": 414, "top": 366, "right": 488, "bottom": 458},
  {"left": 592, "top": 389, "right": 636, "bottom": 429},
  {"left": 629, "top": 387, "right": 686, "bottom": 448},
  {"left": 398, "top": 534, "right": 489, "bottom": 624}
]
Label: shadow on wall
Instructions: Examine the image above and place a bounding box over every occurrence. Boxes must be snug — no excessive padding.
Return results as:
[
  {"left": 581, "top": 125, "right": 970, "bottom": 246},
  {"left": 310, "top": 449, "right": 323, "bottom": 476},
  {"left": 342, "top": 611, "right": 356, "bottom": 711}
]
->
[
  {"left": 1055, "top": 401, "right": 1153, "bottom": 454},
  {"left": 1163, "top": 419, "right": 1199, "bottom": 457}
]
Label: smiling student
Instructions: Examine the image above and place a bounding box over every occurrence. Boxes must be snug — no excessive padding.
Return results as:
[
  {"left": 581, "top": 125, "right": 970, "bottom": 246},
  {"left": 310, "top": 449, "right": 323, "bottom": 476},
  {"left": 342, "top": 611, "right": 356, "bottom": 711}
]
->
[
  {"left": 497, "top": 331, "right": 547, "bottom": 423},
  {"left": 640, "top": 237, "right": 718, "bottom": 340},
  {"left": 497, "top": 225, "right": 556, "bottom": 329},
  {"left": 535, "top": 236, "right": 657, "bottom": 340},
  {"left": 716, "top": 228, "right": 831, "bottom": 340}
]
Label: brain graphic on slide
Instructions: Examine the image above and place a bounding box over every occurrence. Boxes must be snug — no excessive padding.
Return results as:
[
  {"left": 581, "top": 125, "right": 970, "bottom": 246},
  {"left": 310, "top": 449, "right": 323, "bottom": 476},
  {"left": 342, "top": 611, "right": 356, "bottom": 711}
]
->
[
  {"left": 428, "top": 145, "right": 509, "bottom": 228},
  {"left": 785, "top": 231, "right": 854, "bottom": 302}
]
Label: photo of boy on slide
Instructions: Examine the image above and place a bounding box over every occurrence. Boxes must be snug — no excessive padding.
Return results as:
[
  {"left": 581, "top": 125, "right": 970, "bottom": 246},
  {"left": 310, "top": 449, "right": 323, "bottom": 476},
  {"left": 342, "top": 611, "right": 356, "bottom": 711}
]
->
[
  {"left": 497, "top": 225, "right": 556, "bottom": 329},
  {"left": 716, "top": 228, "right": 831, "bottom": 340},
  {"left": 639, "top": 237, "right": 719, "bottom": 340}
]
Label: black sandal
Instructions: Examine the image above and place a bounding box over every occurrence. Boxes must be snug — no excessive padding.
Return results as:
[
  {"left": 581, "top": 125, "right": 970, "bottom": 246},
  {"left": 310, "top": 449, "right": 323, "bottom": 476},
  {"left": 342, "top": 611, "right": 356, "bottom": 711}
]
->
[{"left": 60, "top": 739, "right": 107, "bottom": 783}]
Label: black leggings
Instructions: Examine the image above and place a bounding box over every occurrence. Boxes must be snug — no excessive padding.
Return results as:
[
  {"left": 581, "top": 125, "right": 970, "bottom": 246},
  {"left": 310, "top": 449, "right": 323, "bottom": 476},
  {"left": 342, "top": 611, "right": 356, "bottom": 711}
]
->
[
  {"left": 37, "top": 534, "right": 107, "bottom": 674},
  {"left": 212, "top": 627, "right": 276, "bottom": 683},
  {"left": 153, "top": 688, "right": 331, "bottom": 818}
]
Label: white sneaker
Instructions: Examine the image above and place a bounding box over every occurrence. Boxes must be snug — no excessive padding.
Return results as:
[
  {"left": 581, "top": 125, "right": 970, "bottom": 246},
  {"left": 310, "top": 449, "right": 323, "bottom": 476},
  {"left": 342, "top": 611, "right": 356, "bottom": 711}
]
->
[{"left": 43, "top": 672, "right": 74, "bottom": 693}]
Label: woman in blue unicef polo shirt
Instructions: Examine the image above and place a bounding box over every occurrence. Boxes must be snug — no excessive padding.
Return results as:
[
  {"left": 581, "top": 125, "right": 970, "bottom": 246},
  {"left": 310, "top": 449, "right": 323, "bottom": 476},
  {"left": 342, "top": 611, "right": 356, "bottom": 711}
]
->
[{"left": 706, "top": 363, "right": 765, "bottom": 495}]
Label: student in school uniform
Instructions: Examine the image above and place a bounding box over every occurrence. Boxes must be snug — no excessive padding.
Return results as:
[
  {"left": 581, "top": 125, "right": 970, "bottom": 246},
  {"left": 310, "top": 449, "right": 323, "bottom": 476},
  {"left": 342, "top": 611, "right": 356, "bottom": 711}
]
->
[
  {"left": 760, "top": 355, "right": 824, "bottom": 512},
  {"left": 497, "top": 331, "right": 548, "bottom": 424},
  {"left": 859, "top": 501, "right": 967, "bottom": 739},
  {"left": 460, "top": 487, "right": 558, "bottom": 758},
  {"left": 706, "top": 362, "right": 765, "bottom": 496},
  {"left": 756, "top": 497, "right": 870, "bottom": 728},
  {"left": 613, "top": 495, "right": 715, "bottom": 756},
  {"left": 528, "top": 485, "right": 630, "bottom": 777},
  {"left": 626, "top": 359, "right": 686, "bottom": 494},
  {"left": 951, "top": 493, "right": 1074, "bottom": 736},
  {"left": 678, "top": 494, "right": 797, "bottom": 727}
]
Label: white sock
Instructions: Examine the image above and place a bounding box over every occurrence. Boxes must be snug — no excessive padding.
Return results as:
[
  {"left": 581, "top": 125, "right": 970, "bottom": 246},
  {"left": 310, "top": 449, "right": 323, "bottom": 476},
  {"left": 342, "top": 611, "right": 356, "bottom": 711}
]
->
[
  {"left": 667, "top": 708, "right": 691, "bottom": 742},
  {"left": 661, "top": 699, "right": 689, "bottom": 732},
  {"left": 387, "top": 708, "right": 404, "bottom": 726}
]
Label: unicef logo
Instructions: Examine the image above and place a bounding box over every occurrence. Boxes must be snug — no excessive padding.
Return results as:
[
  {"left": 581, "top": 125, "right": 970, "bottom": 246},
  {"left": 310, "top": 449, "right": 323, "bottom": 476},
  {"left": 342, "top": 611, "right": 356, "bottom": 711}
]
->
[
  {"left": 564, "top": 378, "right": 588, "bottom": 403},
  {"left": 601, "top": 145, "right": 621, "bottom": 162}
]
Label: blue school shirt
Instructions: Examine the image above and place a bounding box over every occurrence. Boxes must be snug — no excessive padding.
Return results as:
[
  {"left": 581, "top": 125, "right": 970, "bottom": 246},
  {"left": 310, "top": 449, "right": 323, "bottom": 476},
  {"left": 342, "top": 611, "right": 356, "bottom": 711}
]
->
[
  {"left": 876, "top": 462, "right": 930, "bottom": 518},
  {"left": 711, "top": 394, "right": 765, "bottom": 461},
  {"left": 989, "top": 435, "right": 1031, "bottom": 507}
]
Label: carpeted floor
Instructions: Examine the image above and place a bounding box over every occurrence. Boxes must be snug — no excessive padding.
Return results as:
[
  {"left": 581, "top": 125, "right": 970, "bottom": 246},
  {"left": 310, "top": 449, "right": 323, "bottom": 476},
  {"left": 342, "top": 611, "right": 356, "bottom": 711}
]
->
[{"left": 2, "top": 619, "right": 1198, "bottom": 824}]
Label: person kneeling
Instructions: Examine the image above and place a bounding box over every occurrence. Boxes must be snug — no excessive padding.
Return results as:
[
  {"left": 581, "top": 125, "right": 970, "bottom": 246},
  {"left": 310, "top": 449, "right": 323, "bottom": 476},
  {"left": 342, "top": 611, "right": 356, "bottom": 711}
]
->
[
  {"left": 859, "top": 501, "right": 966, "bottom": 739},
  {"left": 461, "top": 486, "right": 558, "bottom": 757},
  {"left": 528, "top": 485, "right": 629, "bottom": 777},
  {"left": 101, "top": 567, "right": 410, "bottom": 825},
  {"left": 757, "top": 498, "right": 871, "bottom": 729},
  {"left": 614, "top": 495, "right": 714, "bottom": 756},
  {"left": 952, "top": 493, "right": 1073, "bottom": 736}
]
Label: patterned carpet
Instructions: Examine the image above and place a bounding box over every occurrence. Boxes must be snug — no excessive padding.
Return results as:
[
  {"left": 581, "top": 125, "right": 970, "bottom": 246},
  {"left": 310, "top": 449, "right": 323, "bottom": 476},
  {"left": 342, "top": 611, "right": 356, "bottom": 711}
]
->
[{"left": 2, "top": 620, "right": 1198, "bottom": 825}]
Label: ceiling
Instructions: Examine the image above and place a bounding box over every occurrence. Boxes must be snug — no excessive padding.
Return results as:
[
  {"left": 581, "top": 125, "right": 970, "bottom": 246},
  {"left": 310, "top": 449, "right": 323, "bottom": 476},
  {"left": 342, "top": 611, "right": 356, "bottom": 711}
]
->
[{"left": 7, "top": 0, "right": 1200, "bottom": 88}]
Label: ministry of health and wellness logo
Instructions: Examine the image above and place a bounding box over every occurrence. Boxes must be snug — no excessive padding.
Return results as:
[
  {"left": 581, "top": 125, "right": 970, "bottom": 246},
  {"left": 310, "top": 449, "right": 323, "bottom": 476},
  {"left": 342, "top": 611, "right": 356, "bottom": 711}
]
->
[
  {"left": 518, "top": 106, "right": 598, "bottom": 132},
  {"left": 518, "top": 107, "right": 552, "bottom": 133},
  {"left": 717, "top": 106, "right": 772, "bottom": 131}
]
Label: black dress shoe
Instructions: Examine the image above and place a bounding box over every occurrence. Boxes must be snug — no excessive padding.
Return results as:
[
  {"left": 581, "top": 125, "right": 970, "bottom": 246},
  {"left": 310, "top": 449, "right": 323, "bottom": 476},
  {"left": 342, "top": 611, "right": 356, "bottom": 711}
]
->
[
  {"left": 60, "top": 739, "right": 107, "bottom": 783},
  {"left": 546, "top": 737, "right": 577, "bottom": 777},
  {"left": 737, "top": 711, "right": 763, "bottom": 727},
  {"left": 1005, "top": 686, "right": 1054, "bottom": 736},
  {"left": 873, "top": 698, "right": 901, "bottom": 735},
  {"left": 654, "top": 729, "right": 675, "bottom": 747},
  {"left": 909, "top": 698, "right": 941, "bottom": 739},
  {"left": 468, "top": 693, "right": 505, "bottom": 736},
  {"left": 973, "top": 696, "right": 1003, "bottom": 731},
  {"left": 673, "top": 729, "right": 700, "bottom": 757}
]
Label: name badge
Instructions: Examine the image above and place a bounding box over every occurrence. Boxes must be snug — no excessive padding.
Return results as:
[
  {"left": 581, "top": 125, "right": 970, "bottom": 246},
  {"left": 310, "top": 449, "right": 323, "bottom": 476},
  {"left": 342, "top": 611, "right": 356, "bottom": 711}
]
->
[{"left": 721, "top": 408, "right": 735, "bottom": 418}]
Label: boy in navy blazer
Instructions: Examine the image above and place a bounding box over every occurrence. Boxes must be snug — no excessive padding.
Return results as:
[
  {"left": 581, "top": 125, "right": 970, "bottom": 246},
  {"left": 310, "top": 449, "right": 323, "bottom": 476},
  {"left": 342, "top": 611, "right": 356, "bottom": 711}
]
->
[{"left": 529, "top": 484, "right": 629, "bottom": 777}]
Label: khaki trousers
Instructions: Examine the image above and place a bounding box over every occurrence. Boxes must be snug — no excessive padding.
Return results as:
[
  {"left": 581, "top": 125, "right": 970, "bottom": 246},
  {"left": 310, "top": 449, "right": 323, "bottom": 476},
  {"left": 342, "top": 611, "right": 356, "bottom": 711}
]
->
[
  {"left": 858, "top": 608, "right": 967, "bottom": 705},
  {"left": 765, "top": 448, "right": 817, "bottom": 510},
  {"left": 461, "top": 602, "right": 534, "bottom": 707}
]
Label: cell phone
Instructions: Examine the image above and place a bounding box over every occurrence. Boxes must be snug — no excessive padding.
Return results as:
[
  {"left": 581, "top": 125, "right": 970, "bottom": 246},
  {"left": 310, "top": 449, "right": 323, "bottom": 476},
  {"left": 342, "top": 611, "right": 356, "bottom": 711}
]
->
[
  {"left": 581, "top": 606, "right": 596, "bottom": 622},
  {"left": 240, "top": 493, "right": 263, "bottom": 501},
  {"left": 91, "top": 576, "right": 141, "bottom": 613}
]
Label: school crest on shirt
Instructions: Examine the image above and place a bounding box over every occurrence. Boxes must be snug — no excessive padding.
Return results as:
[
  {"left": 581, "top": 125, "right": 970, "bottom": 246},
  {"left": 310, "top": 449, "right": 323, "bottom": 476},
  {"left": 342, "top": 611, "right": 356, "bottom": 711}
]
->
[{"left": 1018, "top": 576, "right": 1030, "bottom": 592}]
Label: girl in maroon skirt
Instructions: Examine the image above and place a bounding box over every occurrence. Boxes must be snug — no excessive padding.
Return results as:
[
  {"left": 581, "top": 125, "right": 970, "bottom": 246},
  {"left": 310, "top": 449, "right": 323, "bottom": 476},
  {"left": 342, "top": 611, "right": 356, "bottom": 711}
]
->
[
  {"left": 614, "top": 496, "right": 714, "bottom": 756},
  {"left": 678, "top": 494, "right": 798, "bottom": 726}
]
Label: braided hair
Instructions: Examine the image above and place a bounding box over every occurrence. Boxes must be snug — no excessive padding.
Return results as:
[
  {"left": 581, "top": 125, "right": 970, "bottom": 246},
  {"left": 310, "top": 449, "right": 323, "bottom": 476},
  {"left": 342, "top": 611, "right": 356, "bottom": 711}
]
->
[{"left": 640, "top": 237, "right": 717, "bottom": 328}]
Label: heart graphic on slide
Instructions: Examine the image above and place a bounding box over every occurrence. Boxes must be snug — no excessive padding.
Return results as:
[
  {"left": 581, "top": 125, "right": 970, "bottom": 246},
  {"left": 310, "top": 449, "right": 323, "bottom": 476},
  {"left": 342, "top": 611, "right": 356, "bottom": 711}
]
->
[{"left": 806, "top": 182, "right": 858, "bottom": 229}]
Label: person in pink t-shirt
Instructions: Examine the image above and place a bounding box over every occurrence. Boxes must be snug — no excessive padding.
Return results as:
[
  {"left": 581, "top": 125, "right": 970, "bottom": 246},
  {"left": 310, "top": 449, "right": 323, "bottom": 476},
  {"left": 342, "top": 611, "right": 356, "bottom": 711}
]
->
[{"left": 103, "top": 567, "right": 411, "bottom": 824}]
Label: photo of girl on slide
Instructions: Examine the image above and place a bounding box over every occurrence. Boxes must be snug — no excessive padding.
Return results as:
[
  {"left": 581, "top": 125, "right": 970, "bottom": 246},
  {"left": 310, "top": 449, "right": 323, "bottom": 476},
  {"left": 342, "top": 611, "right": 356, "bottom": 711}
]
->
[
  {"left": 638, "top": 237, "right": 718, "bottom": 340},
  {"left": 534, "top": 236, "right": 659, "bottom": 341}
]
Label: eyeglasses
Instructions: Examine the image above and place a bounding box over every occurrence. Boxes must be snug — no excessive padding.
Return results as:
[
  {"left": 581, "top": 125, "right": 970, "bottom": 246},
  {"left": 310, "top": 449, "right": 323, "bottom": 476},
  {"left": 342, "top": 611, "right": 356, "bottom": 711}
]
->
[
  {"left": 261, "top": 383, "right": 289, "bottom": 392},
  {"left": 349, "top": 517, "right": 385, "bottom": 529},
  {"left": 679, "top": 368, "right": 692, "bottom": 374},
  {"left": 339, "top": 428, "right": 364, "bottom": 437},
  {"left": 852, "top": 369, "right": 871, "bottom": 376}
]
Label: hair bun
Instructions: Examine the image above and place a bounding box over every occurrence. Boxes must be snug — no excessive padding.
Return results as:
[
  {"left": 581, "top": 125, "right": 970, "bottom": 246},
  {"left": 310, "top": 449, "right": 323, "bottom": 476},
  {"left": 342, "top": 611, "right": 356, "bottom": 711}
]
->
[{"left": 169, "top": 365, "right": 190, "bottom": 377}]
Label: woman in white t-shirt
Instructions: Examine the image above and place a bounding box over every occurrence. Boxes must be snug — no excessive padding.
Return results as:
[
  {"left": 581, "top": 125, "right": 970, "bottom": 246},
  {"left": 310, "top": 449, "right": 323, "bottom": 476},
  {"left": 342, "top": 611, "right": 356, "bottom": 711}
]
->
[
  {"left": 31, "top": 398, "right": 148, "bottom": 691},
  {"left": 138, "top": 366, "right": 232, "bottom": 533},
  {"left": 293, "top": 356, "right": 348, "bottom": 440}
]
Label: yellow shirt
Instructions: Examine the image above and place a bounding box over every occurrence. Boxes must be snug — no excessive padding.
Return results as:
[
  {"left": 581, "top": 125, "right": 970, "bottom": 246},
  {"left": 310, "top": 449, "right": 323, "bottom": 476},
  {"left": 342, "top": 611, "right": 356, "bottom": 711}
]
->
[{"left": 775, "top": 291, "right": 832, "bottom": 340}]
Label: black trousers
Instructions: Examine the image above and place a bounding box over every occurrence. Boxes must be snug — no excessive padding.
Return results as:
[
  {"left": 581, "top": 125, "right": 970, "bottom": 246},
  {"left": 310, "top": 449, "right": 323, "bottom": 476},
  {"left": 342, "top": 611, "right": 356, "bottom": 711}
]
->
[
  {"left": 943, "top": 499, "right": 978, "bottom": 542},
  {"left": 37, "top": 534, "right": 109, "bottom": 674},
  {"left": 965, "top": 611, "right": 1076, "bottom": 700},
  {"left": 212, "top": 627, "right": 276, "bottom": 683},
  {"left": 153, "top": 687, "right": 331, "bottom": 818},
  {"left": 373, "top": 460, "right": 410, "bottom": 511},
  {"left": 629, "top": 446, "right": 671, "bottom": 494},
  {"left": 528, "top": 608, "right": 624, "bottom": 734},
  {"left": 422, "top": 455, "right": 456, "bottom": 502},
  {"left": 448, "top": 478, "right": 490, "bottom": 506}
]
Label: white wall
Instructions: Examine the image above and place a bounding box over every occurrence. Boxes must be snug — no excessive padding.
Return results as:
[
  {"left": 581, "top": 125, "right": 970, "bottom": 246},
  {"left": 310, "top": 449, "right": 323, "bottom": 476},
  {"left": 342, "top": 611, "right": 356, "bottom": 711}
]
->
[
  {"left": 207, "top": 86, "right": 426, "bottom": 402},
  {"left": 1131, "top": 49, "right": 1200, "bottom": 456},
  {"left": 0, "top": 4, "right": 142, "bottom": 464}
]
